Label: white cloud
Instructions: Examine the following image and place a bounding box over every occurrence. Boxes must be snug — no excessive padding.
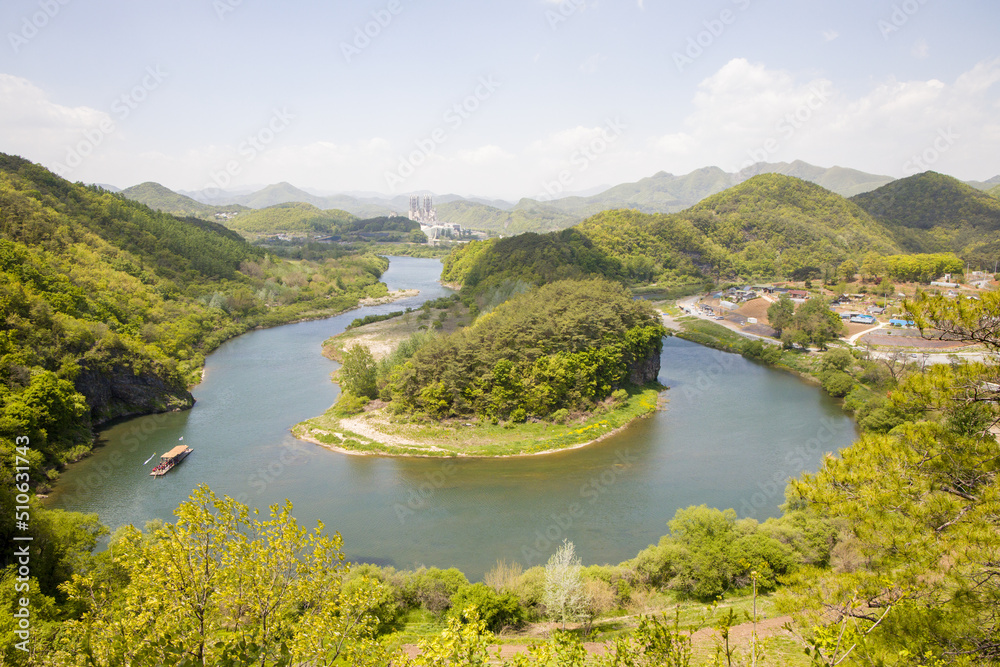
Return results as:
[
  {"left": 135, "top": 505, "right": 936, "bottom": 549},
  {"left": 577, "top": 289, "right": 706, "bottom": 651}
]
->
[
  {"left": 912, "top": 38, "right": 929, "bottom": 59},
  {"left": 822, "top": 29, "right": 839, "bottom": 42},
  {"left": 5, "top": 59, "right": 1000, "bottom": 198},
  {"left": 646, "top": 58, "right": 1000, "bottom": 180},
  {"left": 0, "top": 74, "right": 115, "bottom": 168}
]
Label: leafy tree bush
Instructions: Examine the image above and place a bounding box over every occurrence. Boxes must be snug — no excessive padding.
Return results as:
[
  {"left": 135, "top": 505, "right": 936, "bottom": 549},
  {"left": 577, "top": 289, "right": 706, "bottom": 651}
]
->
[
  {"left": 340, "top": 344, "right": 378, "bottom": 400},
  {"left": 819, "top": 347, "right": 854, "bottom": 373},
  {"left": 767, "top": 295, "right": 795, "bottom": 333},
  {"left": 448, "top": 583, "right": 524, "bottom": 632},
  {"left": 820, "top": 370, "right": 855, "bottom": 397},
  {"left": 384, "top": 279, "right": 665, "bottom": 421}
]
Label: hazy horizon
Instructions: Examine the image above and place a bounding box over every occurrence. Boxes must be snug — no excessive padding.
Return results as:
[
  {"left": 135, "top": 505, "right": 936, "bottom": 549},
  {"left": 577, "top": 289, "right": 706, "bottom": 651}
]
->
[{"left": 2, "top": 0, "right": 998, "bottom": 200}]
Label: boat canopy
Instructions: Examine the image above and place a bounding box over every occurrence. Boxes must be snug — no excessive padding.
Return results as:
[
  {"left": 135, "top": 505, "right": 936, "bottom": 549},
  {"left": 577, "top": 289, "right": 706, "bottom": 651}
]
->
[{"left": 162, "top": 445, "right": 189, "bottom": 459}]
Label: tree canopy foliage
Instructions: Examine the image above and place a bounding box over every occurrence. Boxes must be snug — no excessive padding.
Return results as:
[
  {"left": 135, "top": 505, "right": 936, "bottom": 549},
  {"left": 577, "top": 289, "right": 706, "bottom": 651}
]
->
[
  {"left": 444, "top": 174, "right": 999, "bottom": 293},
  {"left": 347, "top": 279, "right": 665, "bottom": 422},
  {"left": 852, "top": 171, "right": 1000, "bottom": 269}
]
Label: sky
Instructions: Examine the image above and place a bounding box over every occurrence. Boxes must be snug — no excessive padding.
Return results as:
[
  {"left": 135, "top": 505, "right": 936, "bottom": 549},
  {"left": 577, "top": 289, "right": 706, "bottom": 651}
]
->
[{"left": 1, "top": 0, "right": 998, "bottom": 200}]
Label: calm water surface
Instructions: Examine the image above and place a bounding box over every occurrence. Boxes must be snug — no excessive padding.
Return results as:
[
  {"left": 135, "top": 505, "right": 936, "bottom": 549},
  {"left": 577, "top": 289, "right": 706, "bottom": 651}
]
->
[{"left": 46, "top": 257, "right": 856, "bottom": 579}]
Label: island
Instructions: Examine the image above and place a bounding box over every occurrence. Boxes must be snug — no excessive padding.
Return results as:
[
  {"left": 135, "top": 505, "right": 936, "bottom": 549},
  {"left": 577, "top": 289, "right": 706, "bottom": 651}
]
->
[{"left": 294, "top": 278, "right": 667, "bottom": 456}]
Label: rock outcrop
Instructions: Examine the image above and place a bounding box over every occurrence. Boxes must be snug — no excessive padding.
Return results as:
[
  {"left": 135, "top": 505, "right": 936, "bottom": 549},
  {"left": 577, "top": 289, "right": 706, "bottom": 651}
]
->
[
  {"left": 627, "top": 347, "right": 662, "bottom": 386},
  {"left": 74, "top": 362, "right": 194, "bottom": 426}
]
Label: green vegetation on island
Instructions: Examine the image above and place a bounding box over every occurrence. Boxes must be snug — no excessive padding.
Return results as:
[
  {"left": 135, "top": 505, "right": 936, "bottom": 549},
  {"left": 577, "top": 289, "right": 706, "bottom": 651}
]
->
[
  {"left": 16, "top": 288, "right": 1000, "bottom": 663},
  {"left": 296, "top": 279, "right": 666, "bottom": 456}
]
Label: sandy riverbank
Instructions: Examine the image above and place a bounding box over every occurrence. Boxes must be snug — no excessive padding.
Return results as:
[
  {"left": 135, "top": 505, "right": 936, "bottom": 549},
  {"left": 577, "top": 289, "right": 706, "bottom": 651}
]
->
[{"left": 292, "top": 389, "right": 665, "bottom": 459}]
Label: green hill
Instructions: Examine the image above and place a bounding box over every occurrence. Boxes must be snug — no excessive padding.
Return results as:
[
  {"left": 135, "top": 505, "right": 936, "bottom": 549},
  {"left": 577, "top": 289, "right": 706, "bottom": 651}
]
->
[
  {"left": 120, "top": 181, "right": 248, "bottom": 220},
  {"left": 445, "top": 174, "right": 905, "bottom": 289},
  {"left": 679, "top": 173, "right": 899, "bottom": 276},
  {"left": 0, "top": 153, "right": 388, "bottom": 489},
  {"left": 438, "top": 162, "right": 894, "bottom": 235},
  {"left": 578, "top": 174, "right": 899, "bottom": 282},
  {"left": 224, "top": 201, "right": 356, "bottom": 234},
  {"left": 851, "top": 172, "right": 1000, "bottom": 265},
  {"left": 988, "top": 183, "right": 1000, "bottom": 199}
]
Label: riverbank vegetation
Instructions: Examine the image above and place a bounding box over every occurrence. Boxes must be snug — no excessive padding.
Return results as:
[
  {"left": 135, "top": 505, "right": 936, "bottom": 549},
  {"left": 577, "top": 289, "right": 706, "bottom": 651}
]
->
[
  {"left": 0, "top": 155, "right": 391, "bottom": 489},
  {"left": 0, "top": 155, "right": 406, "bottom": 646},
  {"left": 7, "top": 290, "right": 996, "bottom": 665},
  {"left": 297, "top": 279, "right": 667, "bottom": 455}
]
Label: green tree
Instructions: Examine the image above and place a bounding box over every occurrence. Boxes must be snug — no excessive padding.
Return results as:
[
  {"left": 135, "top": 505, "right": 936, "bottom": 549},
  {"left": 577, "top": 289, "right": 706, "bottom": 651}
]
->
[
  {"left": 50, "top": 486, "right": 392, "bottom": 666},
  {"left": 792, "top": 297, "right": 844, "bottom": 349},
  {"left": 340, "top": 344, "right": 378, "bottom": 400},
  {"left": 837, "top": 259, "right": 859, "bottom": 282},
  {"left": 449, "top": 583, "right": 523, "bottom": 632},
  {"left": 766, "top": 295, "right": 794, "bottom": 333}
]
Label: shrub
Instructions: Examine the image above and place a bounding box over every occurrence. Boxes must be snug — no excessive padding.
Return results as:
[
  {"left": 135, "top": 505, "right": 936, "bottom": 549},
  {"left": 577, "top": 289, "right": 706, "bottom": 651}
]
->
[
  {"left": 449, "top": 583, "right": 524, "bottom": 632},
  {"left": 821, "top": 370, "right": 855, "bottom": 398},
  {"left": 402, "top": 567, "right": 469, "bottom": 613},
  {"left": 819, "top": 347, "right": 854, "bottom": 373}
]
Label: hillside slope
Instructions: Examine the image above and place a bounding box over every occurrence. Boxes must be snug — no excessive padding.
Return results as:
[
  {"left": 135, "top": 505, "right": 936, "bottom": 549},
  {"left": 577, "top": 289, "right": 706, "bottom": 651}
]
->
[
  {"left": 223, "top": 201, "right": 355, "bottom": 233},
  {"left": 120, "top": 181, "right": 248, "bottom": 220},
  {"left": 444, "top": 174, "right": 903, "bottom": 289},
  {"left": 851, "top": 172, "right": 1000, "bottom": 264},
  {"left": 0, "top": 153, "right": 389, "bottom": 487}
]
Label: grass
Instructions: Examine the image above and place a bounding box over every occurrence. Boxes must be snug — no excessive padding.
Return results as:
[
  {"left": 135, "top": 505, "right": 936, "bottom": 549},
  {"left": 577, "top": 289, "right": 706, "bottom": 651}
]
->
[
  {"left": 675, "top": 319, "right": 747, "bottom": 351},
  {"left": 293, "top": 386, "right": 665, "bottom": 457}
]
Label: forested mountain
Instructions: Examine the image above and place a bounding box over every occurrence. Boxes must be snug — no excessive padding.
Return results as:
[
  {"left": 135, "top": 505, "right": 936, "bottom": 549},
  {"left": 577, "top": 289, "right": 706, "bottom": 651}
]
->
[
  {"left": 851, "top": 171, "right": 1000, "bottom": 265},
  {"left": 445, "top": 174, "right": 905, "bottom": 288},
  {"left": 435, "top": 162, "right": 894, "bottom": 235},
  {"left": 120, "top": 182, "right": 248, "bottom": 220},
  {"left": 0, "top": 153, "right": 389, "bottom": 492},
  {"left": 222, "top": 201, "right": 355, "bottom": 234},
  {"left": 676, "top": 173, "right": 900, "bottom": 277},
  {"left": 963, "top": 174, "right": 1000, "bottom": 191},
  {"left": 990, "top": 183, "right": 1000, "bottom": 199}
]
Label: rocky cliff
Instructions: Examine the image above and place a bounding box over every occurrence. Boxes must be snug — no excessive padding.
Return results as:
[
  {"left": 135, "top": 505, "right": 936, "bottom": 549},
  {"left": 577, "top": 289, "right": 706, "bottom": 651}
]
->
[
  {"left": 74, "top": 362, "right": 195, "bottom": 426},
  {"left": 627, "top": 346, "right": 662, "bottom": 386}
]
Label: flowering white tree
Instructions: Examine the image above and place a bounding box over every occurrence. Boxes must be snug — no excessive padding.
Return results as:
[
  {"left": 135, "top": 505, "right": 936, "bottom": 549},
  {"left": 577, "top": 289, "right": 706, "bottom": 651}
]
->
[{"left": 544, "top": 539, "right": 586, "bottom": 629}]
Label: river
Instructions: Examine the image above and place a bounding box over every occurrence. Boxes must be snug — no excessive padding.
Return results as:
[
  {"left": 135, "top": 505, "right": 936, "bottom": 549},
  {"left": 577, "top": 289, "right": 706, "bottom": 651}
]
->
[{"left": 46, "top": 256, "right": 856, "bottom": 579}]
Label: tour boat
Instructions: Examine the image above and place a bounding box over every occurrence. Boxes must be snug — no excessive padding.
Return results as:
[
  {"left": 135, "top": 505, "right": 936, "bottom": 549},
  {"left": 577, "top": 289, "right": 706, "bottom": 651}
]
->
[{"left": 149, "top": 445, "right": 192, "bottom": 476}]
